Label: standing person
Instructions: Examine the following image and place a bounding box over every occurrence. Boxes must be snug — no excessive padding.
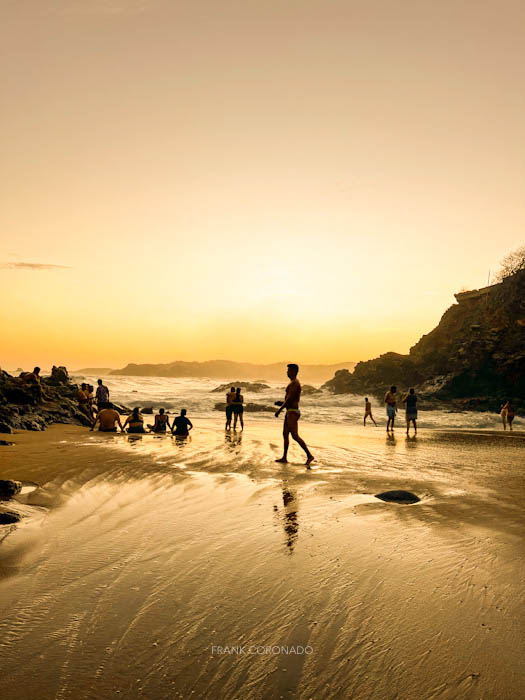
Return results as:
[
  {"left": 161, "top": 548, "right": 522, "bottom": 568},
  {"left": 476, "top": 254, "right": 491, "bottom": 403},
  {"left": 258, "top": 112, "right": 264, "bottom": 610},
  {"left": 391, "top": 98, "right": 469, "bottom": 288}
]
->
[
  {"left": 403, "top": 388, "right": 418, "bottom": 436},
  {"left": 148, "top": 408, "right": 169, "bottom": 433},
  {"left": 96, "top": 378, "right": 110, "bottom": 410},
  {"left": 384, "top": 385, "right": 397, "bottom": 432},
  {"left": 363, "top": 397, "right": 377, "bottom": 426},
  {"left": 91, "top": 403, "right": 124, "bottom": 432},
  {"left": 232, "top": 387, "right": 244, "bottom": 431},
  {"left": 225, "top": 386, "right": 236, "bottom": 430},
  {"left": 501, "top": 401, "right": 515, "bottom": 431},
  {"left": 172, "top": 409, "right": 193, "bottom": 436},
  {"left": 275, "top": 364, "right": 314, "bottom": 467},
  {"left": 122, "top": 407, "right": 146, "bottom": 433}
]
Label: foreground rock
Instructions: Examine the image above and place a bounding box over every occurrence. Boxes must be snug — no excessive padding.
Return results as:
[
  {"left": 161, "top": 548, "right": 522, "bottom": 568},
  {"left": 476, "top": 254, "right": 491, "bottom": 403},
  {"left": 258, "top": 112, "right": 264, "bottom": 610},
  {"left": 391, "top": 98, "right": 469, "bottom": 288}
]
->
[
  {"left": 0, "top": 511, "right": 21, "bottom": 525},
  {"left": 214, "top": 402, "right": 275, "bottom": 413},
  {"left": 322, "top": 270, "right": 525, "bottom": 412},
  {"left": 0, "top": 366, "right": 93, "bottom": 431},
  {"left": 0, "top": 480, "right": 22, "bottom": 500},
  {"left": 0, "top": 440, "right": 13, "bottom": 446},
  {"left": 375, "top": 491, "right": 420, "bottom": 504},
  {"left": 211, "top": 381, "right": 270, "bottom": 393}
]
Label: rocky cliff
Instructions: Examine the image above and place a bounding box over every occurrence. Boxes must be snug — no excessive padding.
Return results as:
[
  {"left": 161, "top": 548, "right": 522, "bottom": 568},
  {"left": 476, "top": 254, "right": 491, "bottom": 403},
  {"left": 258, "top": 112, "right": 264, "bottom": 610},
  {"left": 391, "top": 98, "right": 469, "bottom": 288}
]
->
[{"left": 323, "top": 270, "right": 525, "bottom": 412}]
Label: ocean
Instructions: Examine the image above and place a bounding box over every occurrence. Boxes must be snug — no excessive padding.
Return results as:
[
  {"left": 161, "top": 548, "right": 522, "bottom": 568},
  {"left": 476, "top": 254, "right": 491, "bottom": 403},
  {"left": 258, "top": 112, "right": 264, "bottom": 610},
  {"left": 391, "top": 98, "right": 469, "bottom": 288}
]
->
[{"left": 74, "top": 374, "right": 518, "bottom": 432}]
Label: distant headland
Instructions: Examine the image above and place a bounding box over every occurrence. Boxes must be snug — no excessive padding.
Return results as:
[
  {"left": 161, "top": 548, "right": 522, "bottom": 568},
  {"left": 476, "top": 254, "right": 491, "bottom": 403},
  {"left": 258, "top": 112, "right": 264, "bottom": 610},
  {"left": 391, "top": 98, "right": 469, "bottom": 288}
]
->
[{"left": 108, "top": 360, "right": 356, "bottom": 384}]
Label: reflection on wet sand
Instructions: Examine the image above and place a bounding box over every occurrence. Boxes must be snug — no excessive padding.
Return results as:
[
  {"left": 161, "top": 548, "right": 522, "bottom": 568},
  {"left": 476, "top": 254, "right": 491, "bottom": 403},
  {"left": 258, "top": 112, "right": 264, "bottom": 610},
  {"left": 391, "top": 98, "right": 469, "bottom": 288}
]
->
[{"left": 273, "top": 477, "right": 300, "bottom": 554}]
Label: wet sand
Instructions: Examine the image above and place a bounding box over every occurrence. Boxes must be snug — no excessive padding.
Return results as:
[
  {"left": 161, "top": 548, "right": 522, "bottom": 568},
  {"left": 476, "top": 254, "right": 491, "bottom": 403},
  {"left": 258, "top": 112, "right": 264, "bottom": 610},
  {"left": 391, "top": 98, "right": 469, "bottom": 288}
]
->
[{"left": 0, "top": 421, "right": 523, "bottom": 700}]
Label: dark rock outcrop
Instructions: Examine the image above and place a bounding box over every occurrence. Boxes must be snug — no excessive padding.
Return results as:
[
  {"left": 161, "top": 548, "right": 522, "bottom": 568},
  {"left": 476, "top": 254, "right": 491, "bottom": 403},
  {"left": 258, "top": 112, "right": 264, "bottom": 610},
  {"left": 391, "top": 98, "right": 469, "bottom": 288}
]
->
[
  {"left": 0, "top": 422, "right": 13, "bottom": 434},
  {"left": 0, "top": 480, "right": 22, "bottom": 500},
  {"left": 323, "top": 270, "right": 525, "bottom": 412},
  {"left": 211, "top": 381, "right": 270, "bottom": 393},
  {"left": 0, "top": 368, "right": 93, "bottom": 431},
  {"left": 0, "top": 440, "right": 13, "bottom": 446},
  {"left": 375, "top": 491, "right": 420, "bottom": 504},
  {"left": 0, "top": 511, "right": 21, "bottom": 524}
]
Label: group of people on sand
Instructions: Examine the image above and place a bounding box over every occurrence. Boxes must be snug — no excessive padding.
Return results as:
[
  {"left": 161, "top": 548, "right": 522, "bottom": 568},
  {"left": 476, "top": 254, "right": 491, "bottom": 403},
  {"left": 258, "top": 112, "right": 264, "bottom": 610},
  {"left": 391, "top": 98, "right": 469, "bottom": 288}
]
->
[
  {"left": 224, "top": 387, "right": 245, "bottom": 431},
  {"left": 84, "top": 379, "right": 193, "bottom": 436},
  {"left": 364, "top": 385, "right": 419, "bottom": 435}
]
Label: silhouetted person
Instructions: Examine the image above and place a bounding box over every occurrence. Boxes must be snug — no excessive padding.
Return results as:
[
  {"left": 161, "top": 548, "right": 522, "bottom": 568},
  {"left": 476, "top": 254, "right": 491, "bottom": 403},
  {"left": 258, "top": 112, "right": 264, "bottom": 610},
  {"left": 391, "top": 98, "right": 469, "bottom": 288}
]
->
[
  {"left": 403, "top": 388, "right": 418, "bottom": 435},
  {"left": 232, "top": 388, "right": 244, "bottom": 431},
  {"left": 91, "top": 403, "right": 124, "bottom": 432},
  {"left": 501, "top": 401, "right": 515, "bottom": 431},
  {"left": 275, "top": 364, "right": 314, "bottom": 467},
  {"left": 96, "top": 378, "right": 110, "bottom": 410},
  {"left": 172, "top": 409, "right": 193, "bottom": 436},
  {"left": 21, "top": 366, "right": 45, "bottom": 402},
  {"left": 123, "top": 407, "right": 146, "bottom": 433},
  {"left": 384, "top": 385, "right": 397, "bottom": 432},
  {"left": 364, "top": 397, "right": 377, "bottom": 426},
  {"left": 225, "top": 386, "right": 235, "bottom": 430},
  {"left": 148, "top": 408, "right": 169, "bottom": 433}
]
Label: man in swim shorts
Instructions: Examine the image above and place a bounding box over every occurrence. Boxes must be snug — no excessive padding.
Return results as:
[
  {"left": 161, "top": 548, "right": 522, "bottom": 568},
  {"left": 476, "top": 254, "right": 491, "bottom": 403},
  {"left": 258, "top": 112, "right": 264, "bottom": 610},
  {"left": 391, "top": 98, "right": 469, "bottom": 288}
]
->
[
  {"left": 91, "top": 403, "right": 124, "bottom": 432},
  {"left": 384, "top": 385, "right": 397, "bottom": 432},
  {"left": 275, "top": 364, "right": 314, "bottom": 467}
]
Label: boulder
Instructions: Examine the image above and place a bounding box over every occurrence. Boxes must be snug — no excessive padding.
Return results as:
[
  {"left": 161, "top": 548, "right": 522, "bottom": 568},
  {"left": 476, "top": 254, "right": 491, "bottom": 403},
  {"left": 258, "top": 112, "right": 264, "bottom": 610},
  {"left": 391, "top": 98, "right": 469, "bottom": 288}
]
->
[
  {"left": 0, "top": 422, "right": 13, "bottom": 434},
  {"left": 0, "top": 480, "right": 22, "bottom": 500},
  {"left": 375, "top": 490, "right": 420, "bottom": 504},
  {"left": 0, "top": 440, "right": 13, "bottom": 446},
  {"left": 44, "top": 365, "right": 70, "bottom": 385},
  {"left": 211, "top": 381, "right": 270, "bottom": 393},
  {"left": 0, "top": 511, "right": 21, "bottom": 524},
  {"left": 141, "top": 407, "right": 154, "bottom": 414}
]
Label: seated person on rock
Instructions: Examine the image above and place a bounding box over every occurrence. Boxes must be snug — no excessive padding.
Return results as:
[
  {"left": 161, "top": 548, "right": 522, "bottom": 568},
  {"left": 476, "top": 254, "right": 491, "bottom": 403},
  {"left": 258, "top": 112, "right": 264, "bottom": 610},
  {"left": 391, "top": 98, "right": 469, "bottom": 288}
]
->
[
  {"left": 122, "top": 407, "right": 146, "bottom": 433},
  {"left": 91, "top": 403, "right": 124, "bottom": 432},
  {"left": 148, "top": 408, "right": 169, "bottom": 433},
  {"left": 172, "top": 409, "right": 193, "bottom": 437},
  {"left": 77, "top": 383, "right": 91, "bottom": 417}
]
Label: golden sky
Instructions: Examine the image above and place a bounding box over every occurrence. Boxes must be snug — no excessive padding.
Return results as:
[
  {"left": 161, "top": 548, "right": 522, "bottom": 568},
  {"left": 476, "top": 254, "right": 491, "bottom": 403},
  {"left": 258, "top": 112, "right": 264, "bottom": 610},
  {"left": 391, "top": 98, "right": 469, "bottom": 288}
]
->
[{"left": 1, "top": 0, "right": 524, "bottom": 370}]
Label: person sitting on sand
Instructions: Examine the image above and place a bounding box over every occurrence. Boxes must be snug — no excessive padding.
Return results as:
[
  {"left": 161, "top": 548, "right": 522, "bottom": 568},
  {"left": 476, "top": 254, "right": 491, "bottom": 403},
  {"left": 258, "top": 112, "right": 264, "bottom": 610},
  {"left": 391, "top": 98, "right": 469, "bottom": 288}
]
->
[
  {"left": 384, "top": 385, "right": 397, "bottom": 432},
  {"left": 122, "top": 407, "right": 146, "bottom": 433},
  {"left": 95, "top": 378, "right": 110, "bottom": 411},
  {"left": 77, "top": 383, "right": 91, "bottom": 417},
  {"left": 225, "top": 386, "right": 236, "bottom": 430},
  {"left": 275, "top": 364, "right": 314, "bottom": 467},
  {"left": 91, "top": 403, "right": 124, "bottom": 432},
  {"left": 232, "top": 388, "right": 244, "bottom": 431},
  {"left": 364, "top": 397, "right": 377, "bottom": 426},
  {"left": 172, "top": 409, "right": 193, "bottom": 436},
  {"left": 148, "top": 408, "right": 169, "bottom": 433},
  {"left": 501, "top": 401, "right": 515, "bottom": 431},
  {"left": 403, "top": 388, "right": 418, "bottom": 436}
]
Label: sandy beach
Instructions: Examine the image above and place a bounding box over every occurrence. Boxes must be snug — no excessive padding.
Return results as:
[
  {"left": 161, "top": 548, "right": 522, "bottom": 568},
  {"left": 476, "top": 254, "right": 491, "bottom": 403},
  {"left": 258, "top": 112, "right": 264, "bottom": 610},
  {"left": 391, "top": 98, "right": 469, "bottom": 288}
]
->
[{"left": 0, "top": 421, "right": 523, "bottom": 700}]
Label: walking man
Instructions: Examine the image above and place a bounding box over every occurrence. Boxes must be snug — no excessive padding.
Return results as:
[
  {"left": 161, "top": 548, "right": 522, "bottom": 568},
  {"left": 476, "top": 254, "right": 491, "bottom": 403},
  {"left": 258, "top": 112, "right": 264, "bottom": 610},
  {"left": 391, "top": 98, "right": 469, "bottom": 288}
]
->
[{"left": 275, "top": 364, "right": 314, "bottom": 467}]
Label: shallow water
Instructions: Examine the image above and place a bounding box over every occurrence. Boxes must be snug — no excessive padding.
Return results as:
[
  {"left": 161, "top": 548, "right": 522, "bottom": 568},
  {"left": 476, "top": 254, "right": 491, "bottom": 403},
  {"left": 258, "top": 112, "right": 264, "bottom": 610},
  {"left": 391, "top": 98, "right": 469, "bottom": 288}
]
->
[{"left": 0, "top": 423, "right": 523, "bottom": 700}]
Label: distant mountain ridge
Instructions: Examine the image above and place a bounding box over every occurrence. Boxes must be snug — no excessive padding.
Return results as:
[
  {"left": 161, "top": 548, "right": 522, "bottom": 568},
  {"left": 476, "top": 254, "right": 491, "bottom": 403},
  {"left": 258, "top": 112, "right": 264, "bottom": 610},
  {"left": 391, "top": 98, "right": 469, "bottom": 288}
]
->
[{"left": 110, "top": 360, "right": 356, "bottom": 384}]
